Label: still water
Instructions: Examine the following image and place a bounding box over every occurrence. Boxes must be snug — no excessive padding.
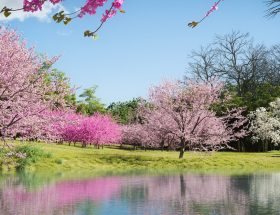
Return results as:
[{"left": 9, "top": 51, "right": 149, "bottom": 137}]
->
[{"left": 0, "top": 172, "right": 280, "bottom": 215}]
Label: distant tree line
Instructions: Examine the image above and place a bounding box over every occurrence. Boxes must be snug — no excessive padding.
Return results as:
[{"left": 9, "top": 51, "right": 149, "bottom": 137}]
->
[
  {"left": 52, "top": 31, "right": 280, "bottom": 153},
  {"left": 185, "top": 31, "right": 280, "bottom": 152}
]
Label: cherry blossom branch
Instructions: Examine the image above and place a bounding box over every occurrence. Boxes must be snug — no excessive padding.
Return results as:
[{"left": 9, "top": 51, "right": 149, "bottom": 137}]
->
[
  {"left": 0, "top": 0, "right": 125, "bottom": 38},
  {"left": 188, "top": 0, "right": 225, "bottom": 28}
]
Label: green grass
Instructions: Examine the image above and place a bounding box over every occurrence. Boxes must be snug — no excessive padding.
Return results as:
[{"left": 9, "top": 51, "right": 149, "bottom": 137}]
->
[{"left": 2, "top": 141, "right": 280, "bottom": 175}]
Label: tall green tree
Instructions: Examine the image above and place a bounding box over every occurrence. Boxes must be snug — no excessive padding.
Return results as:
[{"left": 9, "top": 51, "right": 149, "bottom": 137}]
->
[{"left": 77, "top": 86, "right": 106, "bottom": 115}]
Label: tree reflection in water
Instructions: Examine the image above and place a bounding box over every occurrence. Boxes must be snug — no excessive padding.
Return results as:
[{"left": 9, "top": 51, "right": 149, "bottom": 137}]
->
[{"left": 0, "top": 173, "right": 279, "bottom": 215}]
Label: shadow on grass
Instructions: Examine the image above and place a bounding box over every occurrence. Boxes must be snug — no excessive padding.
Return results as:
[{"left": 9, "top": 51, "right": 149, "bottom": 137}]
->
[
  {"left": 95, "top": 154, "right": 155, "bottom": 163},
  {"left": 64, "top": 143, "right": 176, "bottom": 153},
  {"left": 63, "top": 143, "right": 135, "bottom": 151}
]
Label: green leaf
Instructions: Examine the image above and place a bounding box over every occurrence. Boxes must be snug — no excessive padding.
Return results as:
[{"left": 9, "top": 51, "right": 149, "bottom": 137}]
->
[
  {"left": 84, "top": 30, "right": 91, "bottom": 37},
  {"left": 53, "top": 13, "right": 58, "bottom": 21},
  {"left": 53, "top": 11, "right": 65, "bottom": 23},
  {"left": 188, "top": 21, "right": 199, "bottom": 28},
  {"left": 63, "top": 17, "right": 72, "bottom": 25},
  {"left": 3, "top": 8, "right": 11, "bottom": 17}
]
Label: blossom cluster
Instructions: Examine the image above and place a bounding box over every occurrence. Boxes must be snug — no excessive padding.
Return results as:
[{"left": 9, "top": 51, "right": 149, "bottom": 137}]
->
[
  {"left": 250, "top": 98, "right": 280, "bottom": 146},
  {"left": 23, "top": 0, "right": 62, "bottom": 12},
  {"left": 204, "top": 0, "right": 223, "bottom": 18},
  {"left": 17, "top": 111, "right": 122, "bottom": 147},
  {"left": 60, "top": 112, "right": 122, "bottom": 147},
  {"left": 22, "top": 0, "right": 124, "bottom": 23},
  {"left": 6, "top": 151, "right": 26, "bottom": 159}
]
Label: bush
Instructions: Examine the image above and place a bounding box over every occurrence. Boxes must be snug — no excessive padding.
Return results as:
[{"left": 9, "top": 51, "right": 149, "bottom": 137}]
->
[
  {"left": 55, "top": 158, "right": 64, "bottom": 164},
  {"left": 0, "top": 145, "right": 52, "bottom": 171}
]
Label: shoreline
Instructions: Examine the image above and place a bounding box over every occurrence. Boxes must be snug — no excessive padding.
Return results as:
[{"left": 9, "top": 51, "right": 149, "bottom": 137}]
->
[{"left": 1, "top": 141, "right": 280, "bottom": 176}]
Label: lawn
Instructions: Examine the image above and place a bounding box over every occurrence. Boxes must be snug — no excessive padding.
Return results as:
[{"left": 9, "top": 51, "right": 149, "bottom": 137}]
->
[{"left": 5, "top": 141, "right": 280, "bottom": 175}]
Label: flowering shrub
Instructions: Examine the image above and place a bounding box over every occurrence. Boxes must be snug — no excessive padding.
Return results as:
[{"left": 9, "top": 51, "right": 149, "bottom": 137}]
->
[
  {"left": 61, "top": 113, "right": 122, "bottom": 147},
  {"left": 0, "top": 145, "right": 51, "bottom": 171},
  {"left": 250, "top": 98, "right": 280, "bottom": 149},
  {"left": 21, "top": 111, "right": 123, "bottom": 148}
]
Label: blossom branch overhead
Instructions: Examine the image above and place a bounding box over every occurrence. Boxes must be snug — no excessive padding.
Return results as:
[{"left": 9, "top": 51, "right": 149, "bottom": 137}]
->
[
  {"left": 0, "top": 0, "right": 125, "bottom": 39},
  {"left": 188, "top": 0, "right": 225, "bottom": 28}
]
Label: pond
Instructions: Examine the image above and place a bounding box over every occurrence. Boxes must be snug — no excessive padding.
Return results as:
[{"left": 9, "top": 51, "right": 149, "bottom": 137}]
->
[{"left": 0, "top": 172, "right": 280, "bottom": 215}]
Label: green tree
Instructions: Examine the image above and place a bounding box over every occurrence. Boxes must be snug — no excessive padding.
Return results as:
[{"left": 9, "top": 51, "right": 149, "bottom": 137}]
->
[
  {"left": 77, "top": 86, "right": 106, "bottom": 115},
  {"left": 186, "top": 31, "right": 280, "bottom": 112},
  {"left": 107, "top": 98, "right": 141, "bottom": 124},
  {"left": 44, "top": 69, "right": 76, "bottom": 108}
]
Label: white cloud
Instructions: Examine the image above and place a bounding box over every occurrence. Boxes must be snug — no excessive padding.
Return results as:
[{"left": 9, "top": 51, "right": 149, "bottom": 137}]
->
[
  {"left": 57, "top": 29, "right": 72, "bottom": 37},
  {"left": 0, "top": 0, "right": 67, "bottom": 22}
]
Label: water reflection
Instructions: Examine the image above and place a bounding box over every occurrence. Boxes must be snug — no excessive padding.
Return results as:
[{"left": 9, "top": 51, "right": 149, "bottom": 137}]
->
[{"left": 0, "top": 172, "right": 280, "bottom": 215}]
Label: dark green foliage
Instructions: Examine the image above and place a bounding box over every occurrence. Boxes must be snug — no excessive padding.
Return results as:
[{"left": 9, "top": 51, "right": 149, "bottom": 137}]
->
[
  {"left": 240, "top": 83, "right": 280, "bottom": 111},
  {"left": 107, "top": 98, "right": 141, "bottom": 124},
  {"left": 213, "top": 83, "right": 280, "bottom": 114},
  {"left": 55, "top": 158, "right": 64, "bottom": 164}
]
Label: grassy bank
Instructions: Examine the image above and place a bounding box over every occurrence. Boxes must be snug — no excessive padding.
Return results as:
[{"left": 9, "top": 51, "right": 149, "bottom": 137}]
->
[{"left": 1, "top": 141, "right": 279, "bottom": 175}]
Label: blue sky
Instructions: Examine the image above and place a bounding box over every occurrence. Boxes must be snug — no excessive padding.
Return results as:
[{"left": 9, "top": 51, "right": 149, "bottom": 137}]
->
[{"left": 1, "top": 0, "right": 280, "bottom": 105}]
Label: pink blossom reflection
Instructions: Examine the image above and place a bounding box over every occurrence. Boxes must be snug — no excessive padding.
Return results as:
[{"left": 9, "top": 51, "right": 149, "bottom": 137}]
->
[{"left": 2, "top": 177, "right": 122, "bottom": 215}]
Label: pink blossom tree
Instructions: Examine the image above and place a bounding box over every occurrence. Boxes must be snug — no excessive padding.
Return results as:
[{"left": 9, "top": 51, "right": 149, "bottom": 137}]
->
[
  {"left": 75, "top": 114, "right": 122, "bottom": 148},
  {"left": 122, "top": 124, "right": 152, "bottom": 150},
  {"left": 17, "top": 110, "right": 78, "bottom": 143},
  {"left": 123, "top": 80, "right": 248, "bottom": 158},
  {"left": 38, "top": 111, "right": 122, "bottom": 148},
  {"left": 0, "top": 27, "right": 68, "bottom": 146}
]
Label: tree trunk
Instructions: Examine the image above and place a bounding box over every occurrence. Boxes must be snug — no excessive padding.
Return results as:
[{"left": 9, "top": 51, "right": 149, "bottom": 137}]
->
[
  {"left": 237, "top": 141, "right": 241, "bottom": 152},
  {"left": 264, "top": 140, "right": 268, "bottom": 152},
  {"left": 179, "top": 148, "right": 185, "bottom": 159},
  {"left": 179, "top": 138, "right": 186, "bottom": 159}
]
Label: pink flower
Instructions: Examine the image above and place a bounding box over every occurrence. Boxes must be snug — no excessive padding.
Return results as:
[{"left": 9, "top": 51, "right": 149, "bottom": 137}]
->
[{"left": 112, "top": 0, "right": 124, "bottom": 9}]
